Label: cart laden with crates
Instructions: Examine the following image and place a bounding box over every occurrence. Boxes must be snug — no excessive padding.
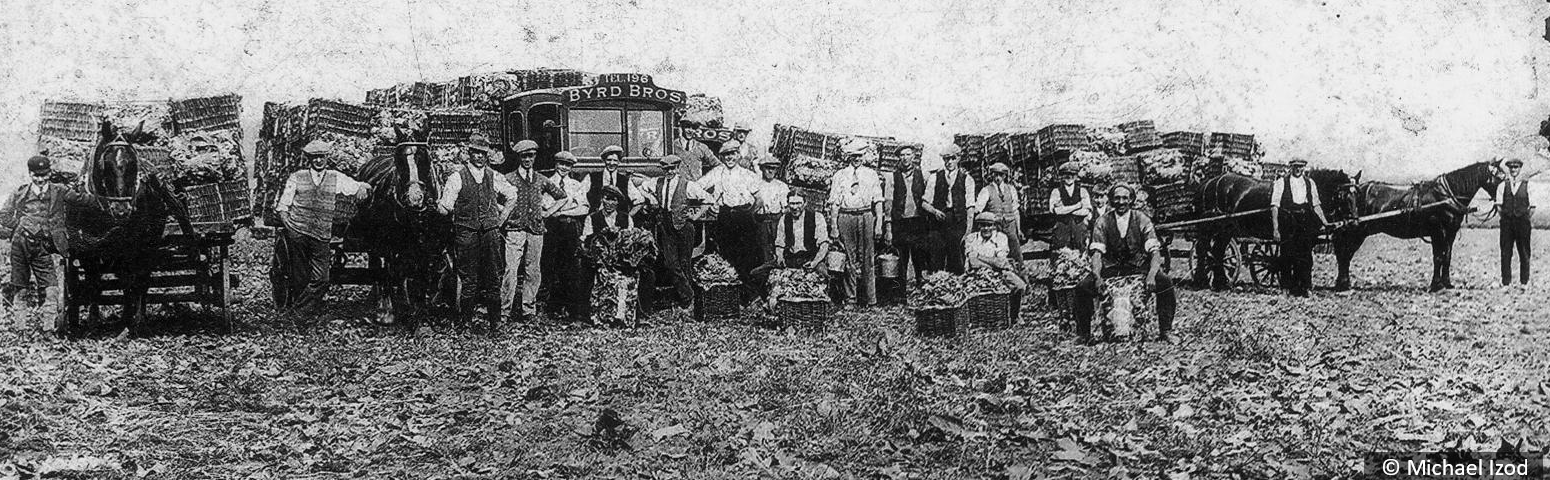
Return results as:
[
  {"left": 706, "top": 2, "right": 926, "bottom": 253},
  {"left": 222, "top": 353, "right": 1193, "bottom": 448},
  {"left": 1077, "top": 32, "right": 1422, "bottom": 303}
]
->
[
  {"left": 768, "top": 124, "right": 923, "bottom": 305},
  {"left": 36, "top": 95, "right": 251, "bottom": 332}
]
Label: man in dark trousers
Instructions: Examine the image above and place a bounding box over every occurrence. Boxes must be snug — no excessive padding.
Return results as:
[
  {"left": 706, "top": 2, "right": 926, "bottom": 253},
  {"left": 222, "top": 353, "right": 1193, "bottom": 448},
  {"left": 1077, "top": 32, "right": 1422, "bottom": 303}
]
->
[
  {"left": 540, "top": 151, "right": 590, "bottom": 321},
  {"left": 925, "top": 145, "right": 976, "bottom": 273},
  {"left": 749, "top": 192, "right": 831, "bottom": 308},
  {"left": 0, "top": 155, "right": 72, "bottom": 313},
  {"left": 438, "top": 135, "right": 519, "bottom": 330},
  {"left": 643, "top": 155, "right": 709, "bottom": 309},
  {"left": 1495, "top": 158, "right": 1533, "bottom": 287},
  {"left": 1072, "top": 185, "right": 1177, "bottom": 344},
  {"left": 272, "top": 140, "right": 370, "bottom": 313},
  {"left": 1270, "top": 158, "right": 1328, "bottom": 297},
  {"left": 885, "top": 145, "right": 940, "bottom": 282},
  {"left": 1047, "top": 162, "right": 1093, "bottom": 252}
]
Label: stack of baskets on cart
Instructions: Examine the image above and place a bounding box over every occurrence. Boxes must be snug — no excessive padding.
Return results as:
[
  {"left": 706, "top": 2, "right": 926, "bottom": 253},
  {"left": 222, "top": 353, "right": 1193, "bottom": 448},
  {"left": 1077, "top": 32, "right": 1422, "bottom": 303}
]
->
[{"left": 769, "top": 124, "right": 924, "bottom": 189}]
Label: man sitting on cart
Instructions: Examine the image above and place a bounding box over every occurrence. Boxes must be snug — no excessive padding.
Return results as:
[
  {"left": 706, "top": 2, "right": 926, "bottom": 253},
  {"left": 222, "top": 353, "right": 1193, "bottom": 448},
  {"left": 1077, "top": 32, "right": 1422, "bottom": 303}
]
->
[
  {"left": 1072, "top": 185, "right": 1177, "bottom": 345},
  {"left": 273, "top": 140, "right": 371, "bottom": 314}
]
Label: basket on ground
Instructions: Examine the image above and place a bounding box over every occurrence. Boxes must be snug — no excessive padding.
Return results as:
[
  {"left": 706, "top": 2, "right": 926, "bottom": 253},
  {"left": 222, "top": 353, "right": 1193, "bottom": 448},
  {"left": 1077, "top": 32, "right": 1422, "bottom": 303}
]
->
[
  {"left": 698, "top": 282, "right": 741, "bottom": 320},
  {"left": 914, "top": 306, "right": 963, "bottom": 338},
  {"left": 778, "top": 298, "right": 830, "bottom": 333},
  {"left": 965, "top": 292, "right": 1011, "bottom": 331}
]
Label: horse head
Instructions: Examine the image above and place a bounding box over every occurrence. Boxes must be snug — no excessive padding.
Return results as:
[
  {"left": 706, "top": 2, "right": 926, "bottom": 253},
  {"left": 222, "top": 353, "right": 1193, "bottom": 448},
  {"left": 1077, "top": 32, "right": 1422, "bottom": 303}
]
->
[
  {"left": 1308, "top": 168, "right": 1359, "bottom": 222},
  {"left": 391, "top": 125, "right": 435, "bottom": 212},
  {"left": 92, "top": 120, "right": 142, "bottom": 220}
]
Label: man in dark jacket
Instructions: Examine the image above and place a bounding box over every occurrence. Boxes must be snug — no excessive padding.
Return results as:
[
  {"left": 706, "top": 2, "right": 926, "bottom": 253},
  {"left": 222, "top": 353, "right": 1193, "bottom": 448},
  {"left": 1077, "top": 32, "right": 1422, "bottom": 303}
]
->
[
  {"left": 1, "top": 156, "right": 72, "bottom": 311},
  {"left": 926, "top": 145, "right": 976, "bottom": 273},
  {"left": 885, "top": 145, "right": 940, "bottom": 282},
  {"left": 1495, "top": 158, "right": 1533, "bottom": 287},
  {"left": 1072, "top": 185, "right": 1177, "bottom": 345}
]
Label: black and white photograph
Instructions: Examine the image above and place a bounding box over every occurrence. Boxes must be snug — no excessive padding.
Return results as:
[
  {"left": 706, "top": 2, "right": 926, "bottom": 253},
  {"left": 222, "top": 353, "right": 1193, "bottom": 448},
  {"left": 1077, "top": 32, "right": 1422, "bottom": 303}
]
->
[{"left": 2, "top": 1, "right": 1549, "bottom": 478}]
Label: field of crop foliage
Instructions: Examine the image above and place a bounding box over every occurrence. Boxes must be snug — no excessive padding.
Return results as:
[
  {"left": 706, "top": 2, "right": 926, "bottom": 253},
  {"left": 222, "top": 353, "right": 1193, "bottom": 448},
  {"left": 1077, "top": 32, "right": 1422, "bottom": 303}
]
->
[{"left": 2, "top": 228, "right": 1547, "bottom": 479}]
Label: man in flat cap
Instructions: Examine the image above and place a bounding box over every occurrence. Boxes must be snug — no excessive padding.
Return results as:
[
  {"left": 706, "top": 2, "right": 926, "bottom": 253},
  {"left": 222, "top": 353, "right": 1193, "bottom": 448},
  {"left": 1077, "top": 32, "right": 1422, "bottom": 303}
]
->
[
  {"left": 493, "top": 139, "right": 568, "bottom": 325},
  {"left": 1495, "top": 158, "right": 1534, "bottom": 287},
  {"left": 437, "top": 134, "right": 520, "bottom": 330},
  {"left": 753, "top": 155, "right": 790, "bottom": 266},
  {"left": 539, "top": 150, "right": 590, "bottom": 321},
  {"left": 642, "top": 155, "right": 710, "bottom": 309},
  {"left": 272, "top": 139, "right": 371, "bottom": 314},
  {"left": 1048, "top": 162, "right": 1093, "bottom": 253},
  {"left": 701, "top": 140, "right": 764, "bottom": 282},
  {"left": 884, "top": 144, "right": 940, "bottom": 283},
  {"left": 925, "top": 145, "right": 977, "bottom": 273},
  {"left": 0, "top": 155, "right": 74, "bottom": 315},
  {"left": 1270, "top": 158, "right": 1327, "bottom": 297},
  {"left": 1072, "top": 185, "right": 1177, "bottom": 344},
  {"left": 585, "top": 145, "right": 647, "bottom": 220},
  {"left": 827, "top": 138, "right": 885, "bottom": 306},
  {"left": 673, "top": 120, "right": 716, "bottom": 182},
  {"left": 974, "top": 162, "right": 1025, "bottom": 280}
]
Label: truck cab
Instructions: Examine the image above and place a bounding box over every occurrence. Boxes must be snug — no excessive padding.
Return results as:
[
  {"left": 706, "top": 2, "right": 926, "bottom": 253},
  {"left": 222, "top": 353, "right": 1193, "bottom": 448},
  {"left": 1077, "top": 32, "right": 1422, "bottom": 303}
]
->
[{"left": 500, "top": 73, "right": 686, "bottom": 174}]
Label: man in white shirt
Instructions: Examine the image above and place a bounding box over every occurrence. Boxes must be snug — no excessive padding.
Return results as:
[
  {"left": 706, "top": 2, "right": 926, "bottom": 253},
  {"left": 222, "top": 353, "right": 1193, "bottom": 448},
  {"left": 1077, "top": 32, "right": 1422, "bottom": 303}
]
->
[
  {"left": 702, "top": 140, "right": 763, "bottom": 283},
  {"left": 584, "top": 145, "right": 648, "bottom": 220},
  {"left": 827, "top": 138, "right": 886, "bottom": 306},
  {"left": 438, "top": 135, "right": 522, "bottom": 329},
  {"left": 272, "top": 139, "right": 371, "bottom": 312},
  {"left": 753, "top": 156, "right": 790, "bottom": 266},
  {"left": 1072, "top": 185, "right": 1176, "bottom": 345},
  {"left": 965, "top": 211, "right": 1027, "bottom": 320},
  {"left": 750, "top": 193, "right": 832, "bottom": 308},
  {"left": 1047, "top": 162, "right": 1093, "bottom": 252},
  {"left": 642, "top": 155, "right": 711, "bottom": 309},
  {"left": 885, "top": 145, "right": 939, "bottom": 282},
  {"left": 1495, "top": 158, "right": 1533, "bottom": 286},
  {"left": 925, "top": 146, "right": 977, "bottom": 273},
  {"left": 1269, "top": 158, "right": 1327, "bottom": 297},
  {"left": 540, "top": 151, "right": 591, "bottom": 321},
  {"left": 974, "top": 163, "right": 1025, "bottom": 279}
]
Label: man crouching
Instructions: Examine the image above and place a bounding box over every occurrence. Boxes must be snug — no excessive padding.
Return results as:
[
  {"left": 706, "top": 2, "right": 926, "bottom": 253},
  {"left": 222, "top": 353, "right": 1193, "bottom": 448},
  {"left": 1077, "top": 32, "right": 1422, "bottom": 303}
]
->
[{"left": 1072, "top": 185, "right": 1177, "bottom": 344}]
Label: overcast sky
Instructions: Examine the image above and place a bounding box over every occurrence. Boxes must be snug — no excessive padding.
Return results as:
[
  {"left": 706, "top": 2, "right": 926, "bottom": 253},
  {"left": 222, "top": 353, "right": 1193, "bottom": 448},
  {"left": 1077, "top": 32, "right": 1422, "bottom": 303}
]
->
[{"left": 3, "top": 0, "right": 1549, "bottom": 193}]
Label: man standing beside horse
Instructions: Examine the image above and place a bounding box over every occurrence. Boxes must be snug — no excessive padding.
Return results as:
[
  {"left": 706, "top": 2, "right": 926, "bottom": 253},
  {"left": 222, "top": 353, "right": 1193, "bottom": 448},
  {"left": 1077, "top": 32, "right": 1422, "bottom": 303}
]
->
[
  {"left": 1495, "top": 158, "right": 1533, "bottom": 287},
  {"left": 438, "top": 135, "right": 521, "bottom": 330},
  {"left": 273, "top": 140, "right": 371, "bottom": 314},
  {"left": 1270, "top": 158, "right": 1328, "bottom": 297},
  {"left": 0, "top": 155, "right": 72, "bottom": 316}
]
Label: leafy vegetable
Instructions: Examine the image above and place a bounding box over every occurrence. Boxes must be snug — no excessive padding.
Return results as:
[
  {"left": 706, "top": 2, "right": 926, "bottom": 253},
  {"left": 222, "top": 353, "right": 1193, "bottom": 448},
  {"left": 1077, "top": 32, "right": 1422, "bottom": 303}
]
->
[
  {"left": 1085, "top": 126, "right": 1127, "bottom": 156},
  {"left": 1051, "top": 247, "right": 1090, "bottom": 290},
  {"left": 964, "top": 268, "right": 1012, "bottom": 295},
  {"left": 1136, "top": 148, "right": 1188, "bottom": 183},
  {"left": 584, "top": 227, "right": 659, "bottom": 270},
  {"left": 909, "top": 271, "right": 967, "bottom": 309},
  {"left": 694, "top": 253, "right": 740, "bottom": 285},
  {"left": 590, "top": 268, "right": 639, "bottom": 326},
  {"left": 769, "top": 268, "right": 828, "bottom": 302}
]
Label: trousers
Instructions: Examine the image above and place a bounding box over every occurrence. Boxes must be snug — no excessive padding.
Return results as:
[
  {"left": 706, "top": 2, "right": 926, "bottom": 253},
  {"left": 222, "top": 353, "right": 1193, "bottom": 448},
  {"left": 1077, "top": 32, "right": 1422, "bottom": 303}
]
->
[
  {"left": 1500, "top": 216, "right": 1531, "bottom": 285},
  {"left": 541, "top": 216, "right": 584, "bottom": 314},
  {"left": 837, "top": 211, "right": 877, "bottom": 305},
  {"left": 1278, "top": 208, "right": 1316, "bottom": 295},
  {"left": 499, "top": 230, "right": 543, "bottom": 317},
  {"left": 279, "top": 229, "right": 332, "bottom": 312},
  {"left": 655, "top": 222, "right": 697, "bottom": 306},
  {"left": 455, "top": 227, "right": 504, "bottom": 317},
  {"left": 8, "top": 233, "right": 55, "bottom": 291},
  {"left": 891, "top": 216, "right": 937, "bottom": 280},
  {"left": 1073, "top": 271, "right": 1175, "bottom": 339}
]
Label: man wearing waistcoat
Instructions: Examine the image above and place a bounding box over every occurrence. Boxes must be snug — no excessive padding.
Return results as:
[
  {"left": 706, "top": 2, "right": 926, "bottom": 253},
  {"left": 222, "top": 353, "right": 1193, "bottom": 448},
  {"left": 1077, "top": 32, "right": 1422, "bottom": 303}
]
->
[
  {"left": 579, "top": 185, "right": 656, "bottom": 320},
  {"left": 438, "top": 135, "right": 521, "bottom": 330},
  {"left": 1072, "top": 185, "right": 1177, "bottom": 344},
  {"left": 1496, "top": 158, "right": 1533, "bottom": 287},
  {"left": 642, "top": 155, "right": 710, "bottom": 309},
  {"left": 272, "top": 140, "right": 370, "bottom": 313},
  {"left": 1270, "top": 158, "right": 1328, "bottom": 297},
  {"left": 974, "top": 163, "right": 1025, "bottom": 279},
  {"left": 1048, "top": 162, "right": 1092, "bottom": 252},
  {"left": 1, "top": 155, "right": 74, "bottom": 313},
  {"left": 750, "top": 193, "right": 832, "bottom": 307},
  {"left": 497, "top": 139, "right": 568, "bottom": 324},
  {"left": 885, "top": 145, "right": 941, "bottom": 282},
  {"left": 925, "top": 145, "right": 977, "bottom": 274},
  {"left": 585, "top": 145, "right": 646, "bottom": 220}
]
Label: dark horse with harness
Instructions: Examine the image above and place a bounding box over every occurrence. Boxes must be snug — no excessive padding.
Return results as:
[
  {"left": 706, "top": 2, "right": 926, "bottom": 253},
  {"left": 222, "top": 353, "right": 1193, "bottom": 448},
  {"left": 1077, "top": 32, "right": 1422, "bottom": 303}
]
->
[
  {"left": 1192, "top": 168, "right": 1358, "bottom": 290},
  {"left": 349, "top": 126, "right": 456, "bottom": 326},
  {"left": 1330, "top": 161, "right": 1504, "bottom": 292},
  {"left": 67, "top": 120, "right": 196, "bottom": 333}
]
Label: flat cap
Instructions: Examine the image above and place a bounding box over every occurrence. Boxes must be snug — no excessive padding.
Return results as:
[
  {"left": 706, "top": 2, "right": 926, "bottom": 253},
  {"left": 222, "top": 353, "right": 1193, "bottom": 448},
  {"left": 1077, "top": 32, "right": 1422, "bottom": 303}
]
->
[
  {"left": 600, "top": 184, "right": 624, "bottom": 200},
  {"left": 974, "top": 212, "right": 998, "bottom": 224},
  {"left": 659, "top": 155, "right": 682, "bottom": 167},
  {"left": 759, "top": 156, "right": 782, "bottom": 167},
  {"left": 1506, "top": 158, "right": 1524, "bottom": 167},
  {"left": 601, "top": 145, "right": 625, "bottom": 159},
  {"left": 1288, "top": 158, "right": 1308, "bottom": 167},
  {"left": 465, "top": 134, "right": 496, "bottom": 153},
  {"left": 302, "top": 139, "right": 334, "bottom": 156},
  {"left": 511, "top": 139, "right": 539, "bottom": 154},
  {"left": 1058, "top": 162, "right": 1079, "bottom": 174},
  {"left": 940, "top": 144, "right": 962, "bottom": 157},
  {"left": 842, "top": 138, "right": 872, "bottom": 156},
  {"left": 27, "top": 155, "right": 50, "bottom": 173},
  {"left": 988, "top": 163, "right": 1012, "bottom": 174},
  {"left": 718, "top": 140, "right": 742, "bottom": 155},
  {"left": 554, "top": 151, "right": 577, "bottom": 165}
]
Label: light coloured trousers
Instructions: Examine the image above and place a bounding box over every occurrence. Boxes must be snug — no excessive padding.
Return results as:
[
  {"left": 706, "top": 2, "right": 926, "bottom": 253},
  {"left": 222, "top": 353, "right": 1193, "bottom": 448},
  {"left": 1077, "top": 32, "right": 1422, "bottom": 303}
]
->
[
  {"left": 501, "top": 230, "right": 545, "bottom": 317},
  {"left": 837, "top": 211, "right": 876, "bottom": 306}
]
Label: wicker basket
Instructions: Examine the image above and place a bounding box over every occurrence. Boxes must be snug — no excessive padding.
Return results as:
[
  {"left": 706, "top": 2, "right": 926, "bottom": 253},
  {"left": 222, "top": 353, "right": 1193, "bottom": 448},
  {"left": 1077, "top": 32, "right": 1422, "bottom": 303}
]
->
[
  {"left": 964, "top": 292, "right": 1011, "bottom": 332},
  {"left": 185, "top": 180, "right": 253, "bottom": 225},
  {"left": 698, "top": 282, "right": 742, "bottom": 320},
  {"left": 1050, "top": 287, "right": 1075, "bottom": 332},
  {"left": 778, "top": 298, "right": 830, "bottom": 333},
  {"left": 913, "top": 306, "right": 963, "bottom": 338},
  {"left": 170, "top": 94, "right": 242, "bottom": 134}
]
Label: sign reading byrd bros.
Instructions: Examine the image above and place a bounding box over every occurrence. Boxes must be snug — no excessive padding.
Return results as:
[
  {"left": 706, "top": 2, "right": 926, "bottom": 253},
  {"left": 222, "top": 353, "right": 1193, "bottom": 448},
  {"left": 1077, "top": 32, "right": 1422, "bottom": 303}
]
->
[{"left": 564, "top": 76, "right": 686, "bottom": 106}]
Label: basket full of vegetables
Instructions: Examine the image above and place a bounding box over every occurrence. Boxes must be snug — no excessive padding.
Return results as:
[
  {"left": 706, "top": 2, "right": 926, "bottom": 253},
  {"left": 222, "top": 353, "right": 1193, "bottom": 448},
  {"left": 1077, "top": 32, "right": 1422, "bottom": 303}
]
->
[
  {"left": 963, "top": 268, "right": 1014, "bottom": 331},
  {"left": 771, "top": 268, "right": 831, "bottom": 332},
  {"left": 694, "top": 254, "right": 742, "bottom": 320},
  {"left": 910, "top": 272, "right": 968, "bottom": 338}
]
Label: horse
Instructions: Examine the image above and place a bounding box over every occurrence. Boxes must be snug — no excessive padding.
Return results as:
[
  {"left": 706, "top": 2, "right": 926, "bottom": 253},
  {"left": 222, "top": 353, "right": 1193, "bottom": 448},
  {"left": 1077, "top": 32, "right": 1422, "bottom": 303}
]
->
[
  {"left": 1191, "top": 168, "right": 1358, "bottom": 290},
  {"left": 350, "top": 126, "right": 456, "bottom": 326},
  {"left": 67, "top": 120, "right": 195, "bottom": 334},
  {"left": 1330, "top": 160, "right": 1504, "bottom": 292}
]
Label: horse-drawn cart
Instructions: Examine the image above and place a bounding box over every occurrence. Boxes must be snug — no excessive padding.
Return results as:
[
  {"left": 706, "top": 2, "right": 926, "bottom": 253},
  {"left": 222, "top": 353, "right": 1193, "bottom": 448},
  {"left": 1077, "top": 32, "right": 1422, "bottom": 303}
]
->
[{"left": 59, "top": 226, "right": 239, "bottom": 335}]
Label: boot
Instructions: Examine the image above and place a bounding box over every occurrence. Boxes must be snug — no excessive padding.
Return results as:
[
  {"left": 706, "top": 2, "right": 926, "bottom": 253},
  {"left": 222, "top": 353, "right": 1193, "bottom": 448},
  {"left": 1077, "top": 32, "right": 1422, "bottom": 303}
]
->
[{"left": 1009, "top": 291, "right": 1023, "bottom": 326}]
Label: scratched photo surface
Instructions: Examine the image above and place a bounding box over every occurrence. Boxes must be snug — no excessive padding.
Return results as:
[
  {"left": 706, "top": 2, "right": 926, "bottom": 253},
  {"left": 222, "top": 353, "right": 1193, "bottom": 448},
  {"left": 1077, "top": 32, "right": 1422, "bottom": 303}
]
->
[{"left": 3, "top": 1, "right": 1550, "bottom": 479}]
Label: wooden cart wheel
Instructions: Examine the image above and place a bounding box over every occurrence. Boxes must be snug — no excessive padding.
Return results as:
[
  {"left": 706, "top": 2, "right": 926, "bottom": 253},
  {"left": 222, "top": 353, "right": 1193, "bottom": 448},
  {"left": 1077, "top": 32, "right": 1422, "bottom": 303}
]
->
[
  {"left": 1194, "top": 238, "right": 1243, "bottom": 286},
  {"left": 269, "top": 235, "right": 288, "bottom": 309},
  {"left": 1245, "top": 241, "right": 1280, "bottom": 287},
  {"left": 217, "top": 244, "right": 233, "bottom": 333}
]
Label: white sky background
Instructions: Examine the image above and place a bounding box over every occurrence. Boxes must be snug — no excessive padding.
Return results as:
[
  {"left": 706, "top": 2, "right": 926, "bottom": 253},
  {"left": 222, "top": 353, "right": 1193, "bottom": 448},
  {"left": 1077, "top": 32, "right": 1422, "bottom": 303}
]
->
[{"left": 2, "top": 0, "right": 1550, "bottom": 194}]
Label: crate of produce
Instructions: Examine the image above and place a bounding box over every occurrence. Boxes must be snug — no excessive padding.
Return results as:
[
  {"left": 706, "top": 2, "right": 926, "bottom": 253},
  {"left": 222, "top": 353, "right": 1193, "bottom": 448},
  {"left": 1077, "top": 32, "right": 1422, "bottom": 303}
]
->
[
  {"left": 428, "top": 111, "right": 488, "bottom": 144},
  {"left": 184, "top": 180, "right": 252, "bottom": 225},
  {"left": 1109, "top": 155, "right": 1142, "bottom": 186},
  {"left": 778, "top": 298, "right": 831, "bottom": 333},
  {"left": 1209, "top": 132, "right": 1257, "bottom": 158},
  {"left": 39, "top": 101, "right": 106, "bottom": 142},
  {"left": 964, "top": 292, "right": 1011, "bottom": 332},
  {"left": 135, "top": 146, "right": 176, "bottom": 180},
  {"left": 1009, "top": 131, "right": 1039, "bottom": 168},
  {"left": 1036, "top": 124, "right": 1088, "bottom": 156},
  {"left": 1118, "top": 120, "right": 1161, "bottom": 154},
  {"left": 1259, "top": 161, "right": 1289, "bottom": 181},
  {"left": 170, "top": 94, "right": 242, "bottom": 134},
  {"left": 307, "top": 99, "right": 379, "bottom": 138},
  {"left": 954, "top": 133, "right": 988, "bottom": 164},
  {"left": 1148, "top": 181, "right": 1196, "bottom": 222},
  {"left": 1135, "top": 148, "right": 1190, "bottom": 185},
  {"left": 1162, "top": 131, "right": 1207, "bottom": 156}
]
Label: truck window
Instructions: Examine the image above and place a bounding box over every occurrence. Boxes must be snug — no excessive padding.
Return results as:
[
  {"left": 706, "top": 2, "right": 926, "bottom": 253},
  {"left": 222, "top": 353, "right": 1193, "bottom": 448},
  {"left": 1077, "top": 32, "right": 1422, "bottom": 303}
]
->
[
  {"left": 628, "top": 110, "right": 665, "bottom": 158},
  {"left": 569, "top": 109, "right": 624, "bottom": 158}
]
